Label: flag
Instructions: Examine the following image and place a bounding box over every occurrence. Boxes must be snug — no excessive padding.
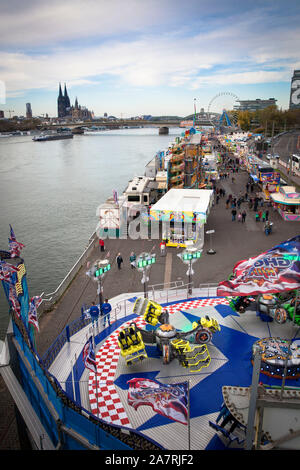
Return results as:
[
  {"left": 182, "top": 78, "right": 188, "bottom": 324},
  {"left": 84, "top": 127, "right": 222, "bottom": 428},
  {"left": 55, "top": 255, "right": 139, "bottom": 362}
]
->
[
  {"left": 127, "top": 378, "right": 188, "bottom": 425},
  {"left": 113, "top": 189, "right": 118, "bottom": 205},
  {"left": 28, "top": 296, "right": 42, "bottom": 331},
  {"left": 82, "top": 337, "right": 97, "bottom": 374},
  {"left": 8, "top": 282, "right": 21, "bottom": 317},
  {"left": 8, "top": 225, "right": 25, "bottom": 258},
  {"left": 217, "top": 236, "right": 300, "bottom": 297},
  {"left": 0, "top": 260, "right": 19, "bottom": 282}
]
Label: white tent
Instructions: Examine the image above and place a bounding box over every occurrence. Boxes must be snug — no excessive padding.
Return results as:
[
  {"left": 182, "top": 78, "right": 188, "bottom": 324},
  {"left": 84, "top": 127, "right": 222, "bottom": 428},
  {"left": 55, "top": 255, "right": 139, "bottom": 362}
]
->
[{"left": 150, "top": 188, "right": 214, "bottom": 223}]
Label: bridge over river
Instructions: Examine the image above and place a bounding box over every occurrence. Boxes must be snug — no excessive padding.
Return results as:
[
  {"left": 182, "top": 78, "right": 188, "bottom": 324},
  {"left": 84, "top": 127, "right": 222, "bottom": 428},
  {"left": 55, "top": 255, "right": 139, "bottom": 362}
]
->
[{"left": 51, "top": 113, "right": 222, "bottom": 130}]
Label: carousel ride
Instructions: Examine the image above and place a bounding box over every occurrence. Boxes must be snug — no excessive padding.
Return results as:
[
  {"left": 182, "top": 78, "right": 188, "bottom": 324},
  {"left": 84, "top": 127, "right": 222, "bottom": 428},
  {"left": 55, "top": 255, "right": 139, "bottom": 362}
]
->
[{"left": 117, "top": 297, "right": 220, "bottom": 372}]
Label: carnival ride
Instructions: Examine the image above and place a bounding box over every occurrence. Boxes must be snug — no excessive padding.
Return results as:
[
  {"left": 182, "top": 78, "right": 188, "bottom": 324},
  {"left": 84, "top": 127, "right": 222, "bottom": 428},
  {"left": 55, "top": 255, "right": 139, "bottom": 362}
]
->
[
  {"left": 256, "top": 290, "right": 300, "bottom": 325},
  {"left": 117, "top": 297, "right": 221, "bottom": 372},
  {"left": 228, "top": 296, "right": 254, "bottom": 313}
]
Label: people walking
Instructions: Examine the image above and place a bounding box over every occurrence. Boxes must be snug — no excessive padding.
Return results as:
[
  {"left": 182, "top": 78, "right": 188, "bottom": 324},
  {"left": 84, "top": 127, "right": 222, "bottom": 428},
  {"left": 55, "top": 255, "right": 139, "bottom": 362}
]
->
[
  {"left": 89, "top": 301, "right": 100, "bottom": 326},
  {"left": 231, "top": 208, "right": 237, "bottom": 221},
  {"left": 242, "top": 210, "right": 247, "bottom": 223},
  {"left": 101, "top": 298, "right": 112, "bottom": 326},
  {"left": 160, "top": 240, "right": 166, "bottom": 256},
  {"left": 99, "top": 238, "right": 105, "bottom": 252},
  {"left": 116, "top": 253, "right": 123, "bottom": 269},
  {"left": 237, "top": 212, "right": 242, "bottom": 222},
  {"left": 129, "top": 251, "right": 136, "bottom": 268}
]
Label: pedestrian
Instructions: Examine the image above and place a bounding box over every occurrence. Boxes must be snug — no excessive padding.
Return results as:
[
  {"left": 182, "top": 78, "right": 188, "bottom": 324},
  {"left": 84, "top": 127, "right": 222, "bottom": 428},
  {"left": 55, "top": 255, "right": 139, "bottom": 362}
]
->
[
  {"left": 129, "top": 251, "right": 136, "bottom": 268},
  {"left": 116, "top": 253, "right": 123, "bottom": 269},
  {"left": 216, "top": 194, "right": 220, "bottom": 204},
  {"left": 242, "top": 210, "right": 247, "bottom": 223},
  {"left": 226, "top": 198, "right": 230, "bottom": 209},
  {"left": 237, "top": 212, "right": 242, "bottom": 222},
  {"left": 89, "top": 301, "right": 99, "bottom": 326},
  {"left": 255, "top": 213, "right": 260, "bottom": 222},
  {"left": 265, "top": 210, "right": 269, "bottom": 221},
  {"left": 99, "top": 238, "right": 105, "bottom": 252},
  {"left": 101, "top": 298, "right": 112, "bottom": 327},
  {"left": 160, "top": 240, "right": 166, "bottom": 256},
  {"left": 258, "top": 210, "right": 262, "bottom": 220},
  {"left": 262, "top": 211, "right": 266, "bottom": 222},
  {"left": 231, "top": 208, "right": 237, "bottom": 221}
]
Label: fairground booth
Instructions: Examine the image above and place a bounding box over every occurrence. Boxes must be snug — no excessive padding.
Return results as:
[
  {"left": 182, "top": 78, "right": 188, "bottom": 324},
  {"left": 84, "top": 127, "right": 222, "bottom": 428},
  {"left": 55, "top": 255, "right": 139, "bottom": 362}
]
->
[
  {"left": 270, "top": 186, "right": 300, "bottom": 221},
  {"left": 246, "top": 155, "right": 280, "bottom": 200},
  {"left": 149, "top": 188, "right": 214, "bottom": 247}
]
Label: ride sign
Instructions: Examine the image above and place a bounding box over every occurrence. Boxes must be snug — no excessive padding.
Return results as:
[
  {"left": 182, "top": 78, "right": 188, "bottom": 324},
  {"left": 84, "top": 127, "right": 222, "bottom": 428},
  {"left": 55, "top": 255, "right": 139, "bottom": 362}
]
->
[{"left": 217, "top": 236, "right": 300, "bottom": 296}]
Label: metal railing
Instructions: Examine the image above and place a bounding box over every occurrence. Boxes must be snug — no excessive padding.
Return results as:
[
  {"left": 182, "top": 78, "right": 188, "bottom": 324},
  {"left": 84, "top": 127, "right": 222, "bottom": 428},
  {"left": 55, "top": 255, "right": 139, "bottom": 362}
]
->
[
  {"left": 148, "top": 280, "right": 218, "bottom": 303},
  {"left": 41, "top": 281, "right": 219, "bottom": 369},
  {"left": 38, "top": 231, "right": 97, "bottom": 314}
]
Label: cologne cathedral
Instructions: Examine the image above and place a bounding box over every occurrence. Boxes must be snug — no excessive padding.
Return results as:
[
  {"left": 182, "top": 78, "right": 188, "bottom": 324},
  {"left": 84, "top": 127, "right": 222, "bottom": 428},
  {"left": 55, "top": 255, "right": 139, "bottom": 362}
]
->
[{"left": 57, "top": 83, "right": 93, "bottom": 120}]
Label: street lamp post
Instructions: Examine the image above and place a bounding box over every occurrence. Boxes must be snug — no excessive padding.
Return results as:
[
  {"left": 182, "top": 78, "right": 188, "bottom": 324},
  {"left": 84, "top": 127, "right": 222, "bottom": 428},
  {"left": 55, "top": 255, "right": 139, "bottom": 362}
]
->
[
  {"left": 86, "top": 259, "right": 111, "bottom": 309},
  {"left": 206, "top": 229, "right": 216, "bottom": 254},
  {"left": 178, "top": 248, "right": 202, "bottom": 295},
  {"left": 136, "top": 252, "right": 156, "bottom": 299}
]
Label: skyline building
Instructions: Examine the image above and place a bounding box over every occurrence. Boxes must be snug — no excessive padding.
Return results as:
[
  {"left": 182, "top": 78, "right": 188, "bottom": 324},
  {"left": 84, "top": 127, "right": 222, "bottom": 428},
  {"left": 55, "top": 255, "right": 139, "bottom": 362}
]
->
[
  {"left": 233, "top": 98, "right": 277, "bottom": 112},
  {"left": 26, "top": 102, "right": 32, "bottom": 119},
  {"left": 289, "top": 70, "right": 300, "bottom": 110},
  {"left": 57, "top": 83, "right": 93, "bottom": 120}
]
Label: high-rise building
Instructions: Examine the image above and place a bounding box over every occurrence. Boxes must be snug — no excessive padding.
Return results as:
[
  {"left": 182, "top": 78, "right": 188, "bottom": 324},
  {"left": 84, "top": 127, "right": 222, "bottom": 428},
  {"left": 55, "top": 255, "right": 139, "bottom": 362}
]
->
[
  {"left": 289, "top": 70, "right": 300, "bottom": 110},
  {"left": 234, "top": 98, "right": 277, "bottom": 112},
  {"left": 26, "top": 102, "right": 32, "bottom": 119}
]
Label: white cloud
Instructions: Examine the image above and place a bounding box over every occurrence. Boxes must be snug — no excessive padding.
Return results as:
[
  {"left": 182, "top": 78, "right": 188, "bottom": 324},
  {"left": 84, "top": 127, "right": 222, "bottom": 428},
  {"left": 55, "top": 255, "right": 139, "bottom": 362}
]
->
[{"left": 0, "top": 0, "right": 299, "bottom": 112}]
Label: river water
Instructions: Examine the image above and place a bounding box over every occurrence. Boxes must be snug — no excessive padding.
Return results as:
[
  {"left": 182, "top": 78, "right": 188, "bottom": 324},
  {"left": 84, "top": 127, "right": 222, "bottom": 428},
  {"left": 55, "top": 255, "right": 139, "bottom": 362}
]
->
[{"left": 0, "top": 127, "right": 182, "bottom": 338}]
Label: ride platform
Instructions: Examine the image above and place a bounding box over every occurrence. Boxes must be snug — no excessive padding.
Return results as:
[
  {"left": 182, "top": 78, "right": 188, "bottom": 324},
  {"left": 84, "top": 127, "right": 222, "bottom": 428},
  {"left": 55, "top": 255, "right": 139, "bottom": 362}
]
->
[{"left": 48, "top": 293, "right": 300, "bottom": 450}]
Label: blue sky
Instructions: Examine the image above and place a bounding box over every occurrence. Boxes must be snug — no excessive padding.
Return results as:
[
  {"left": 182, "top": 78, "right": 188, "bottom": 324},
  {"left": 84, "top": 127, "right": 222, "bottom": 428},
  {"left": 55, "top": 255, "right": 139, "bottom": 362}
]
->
[{"left": 0, "top": 0, "right": 300, "bottom": 117}]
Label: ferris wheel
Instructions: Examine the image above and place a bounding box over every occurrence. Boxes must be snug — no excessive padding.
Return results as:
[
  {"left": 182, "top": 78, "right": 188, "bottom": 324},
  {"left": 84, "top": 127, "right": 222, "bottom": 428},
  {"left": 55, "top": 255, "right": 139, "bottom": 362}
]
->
[{"left": 207, "top": 92, "right": 240, "bottom": 128}]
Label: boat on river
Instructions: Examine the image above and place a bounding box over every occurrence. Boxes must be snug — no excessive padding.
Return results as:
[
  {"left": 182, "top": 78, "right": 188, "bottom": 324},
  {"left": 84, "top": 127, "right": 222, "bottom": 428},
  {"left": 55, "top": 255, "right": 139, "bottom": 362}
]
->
[{"left": 33, "top": 130, "right": 73, "bottom": 141}]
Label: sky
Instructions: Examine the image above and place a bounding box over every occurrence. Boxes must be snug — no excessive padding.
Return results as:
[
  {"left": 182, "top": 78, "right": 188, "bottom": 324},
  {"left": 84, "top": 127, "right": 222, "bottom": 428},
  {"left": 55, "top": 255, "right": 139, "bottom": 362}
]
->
[{"left": 0, "top": 0, "right": 300, "bottom": 118}]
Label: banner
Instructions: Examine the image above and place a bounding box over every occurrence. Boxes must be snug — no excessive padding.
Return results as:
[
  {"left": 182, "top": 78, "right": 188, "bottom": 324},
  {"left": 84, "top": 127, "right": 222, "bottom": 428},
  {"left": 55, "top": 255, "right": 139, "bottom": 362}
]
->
[
  {"left": 83, "top": 337, "right": 97, "bottom": 374},
  {"left": 217, "top": 236, "right": 300, "bottom": 296},
  {"left": 127, "top": 378, "right": 188, "bottom": 425}
]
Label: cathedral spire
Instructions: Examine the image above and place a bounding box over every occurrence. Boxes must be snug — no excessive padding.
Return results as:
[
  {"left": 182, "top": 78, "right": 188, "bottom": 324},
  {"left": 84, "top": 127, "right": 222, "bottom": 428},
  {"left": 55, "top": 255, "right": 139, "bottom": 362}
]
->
[
  {"left": 64, "top": 83, "right": 71, "bottom": 108},
  {"left": 58, "top": 82, "right": 63, "bottom": 97}
]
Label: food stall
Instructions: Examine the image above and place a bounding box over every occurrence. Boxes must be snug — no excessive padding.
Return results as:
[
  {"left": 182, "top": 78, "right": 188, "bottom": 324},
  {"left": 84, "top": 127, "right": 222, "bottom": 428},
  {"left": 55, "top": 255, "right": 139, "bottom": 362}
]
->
[
  {"left": 270, "top": 186, "right": 300, "bottom": 221},
  {"left": 149, "top": 188, "right": 214, "bottom": 247}
]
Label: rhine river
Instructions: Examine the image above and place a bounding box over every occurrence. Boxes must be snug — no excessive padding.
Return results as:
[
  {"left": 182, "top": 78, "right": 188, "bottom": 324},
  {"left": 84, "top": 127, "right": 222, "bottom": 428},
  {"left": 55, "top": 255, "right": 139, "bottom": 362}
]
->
[{"left": 0, "top": 127, "right": 182, "bottom": 338}]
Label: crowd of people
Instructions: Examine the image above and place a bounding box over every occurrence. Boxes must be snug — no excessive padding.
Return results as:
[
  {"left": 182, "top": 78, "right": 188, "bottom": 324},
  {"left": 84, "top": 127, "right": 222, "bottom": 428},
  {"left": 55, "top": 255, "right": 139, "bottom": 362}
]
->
[{"left": 212, "top": 147, "right": 274, "bottom": 232}]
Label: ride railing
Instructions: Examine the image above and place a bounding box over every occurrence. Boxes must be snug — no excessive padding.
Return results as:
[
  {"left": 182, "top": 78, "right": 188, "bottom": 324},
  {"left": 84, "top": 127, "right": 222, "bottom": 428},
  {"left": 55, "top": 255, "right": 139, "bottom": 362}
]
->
[
  {"left": 148, "top": 280, "right": 218, "bottom": 303},
  {"left": 41, "top": 298, "right": 133, "bottom": 370},
  {"left": 11, "top": 313, "right": 162, "bottom": 450},
  {"left": 41, "top": 281, "right": 219, "bottom": 370}
]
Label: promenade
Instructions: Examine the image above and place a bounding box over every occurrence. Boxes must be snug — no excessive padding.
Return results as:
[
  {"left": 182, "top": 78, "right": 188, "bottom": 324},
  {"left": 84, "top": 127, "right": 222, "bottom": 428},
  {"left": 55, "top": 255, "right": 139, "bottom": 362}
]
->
[{"left": 35, "top": 160, "right": 299, "bottom": 357}]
